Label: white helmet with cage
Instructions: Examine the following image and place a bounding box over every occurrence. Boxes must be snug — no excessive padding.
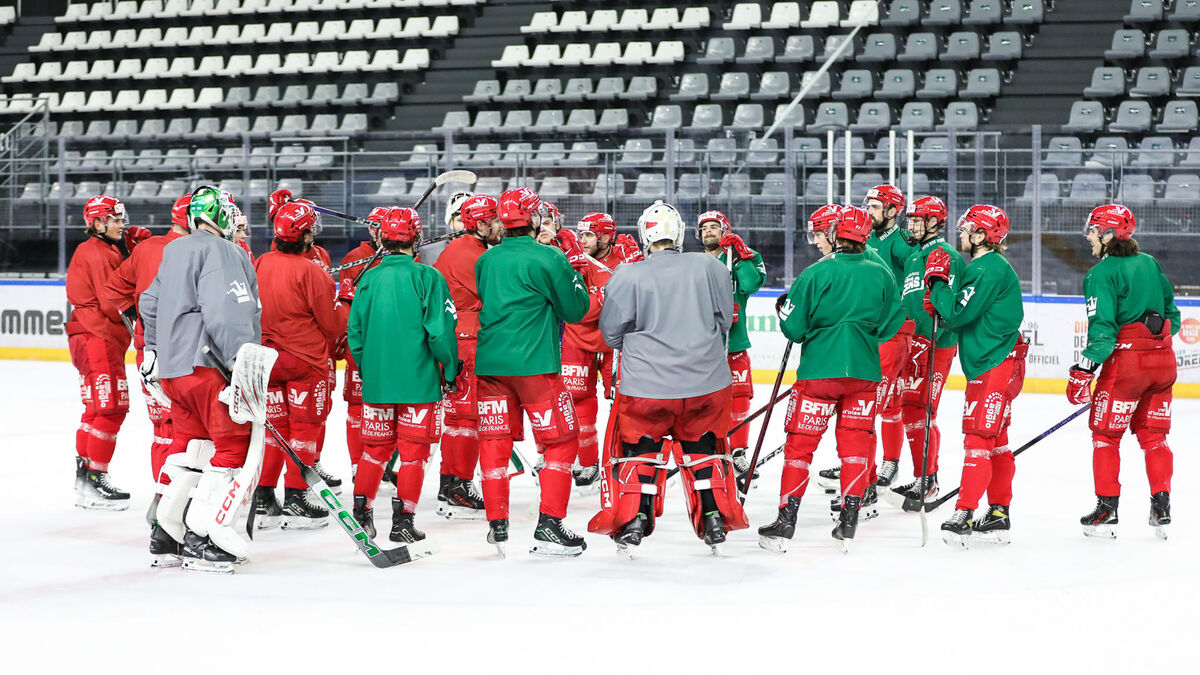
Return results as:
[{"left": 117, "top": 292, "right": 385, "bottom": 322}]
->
[
  {"left": 445, "top": 191, "right": 472, "bottom": 227},
  {"left": 637, "top": 200, "right": 685, "bottom": 251}
]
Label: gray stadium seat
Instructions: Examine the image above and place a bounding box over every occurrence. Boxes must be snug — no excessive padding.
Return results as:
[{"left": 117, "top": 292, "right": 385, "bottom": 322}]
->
[
  {"left": 1004, "top": 0, "right": 1044, "bottom": 24},
  {"left": 858, "top": 33, "right": 897, "bottom": 63},
  {"left": 590, "top": 77, "right": 625, "bottom": 101},
  {"left": 164, "top": 118, "right": 193, "bottom": 140},
  {"left": 917, "top": 69, "right": 959, "bottom": 98},
  {"left": 897, "top": 33, "right": 938, "bottom": 62},
  {"left": 850, "top": 173, "right": 885, "bottom": 201},
  {"left": 246, "top": 85, "right": 279, "bottom": 110},
  {"left": 1163, "top": 174, "right": 1200, "bottom": 202},
  {"left": 774, "top": 103, "right": 807, "bottom": 128},
  {"left": 712, "top": 72, "right": 751, "bottom": 101},
  {"left": 464, "top": 79, "right": 499, "bottom": 104},
  {"left": 924, "top": 1, "right": 963, "bottom": 26},
  {"left": 777, "top": 35, "right": 815, "bottom": 63},
  {"left": 85, "top": 120, "right": 112, "bottom": 138},
  {"left": 1016, "top": 173, "right": 1060, "bottom": 202},
  {"left": 809, "top": 101, "right": 850, "bottom": 131},
  {"left": 881, "top": 0, "right": 922, "bottom": 27},
  {"left": 633, "top": 173, "right": 667, "bottom": 197},
  {"left": 696, "top": 37, "right": 735, "bottom": 64},
  {"left": 1065, "top": 173, "right": 1109, "bottom": 203},
  {"left": 1158, "top": 100, "right": 1199, "bottom": 133},
  {"left": 690, "top": 104, "right": 724, "bottom": 129},
  {"left": 803, "top": 174, "right": 833, "bottom": 203},
  {"left": 800, "top": 71, "right": 832, "bottom": 98},
  {"left": 1169, "top": 0, "right": 1200, "bottom": 20},
  {"left": 877, "top": 69, "right": 917, "bottom": 99},
  {"left": 277, "top": 85, "right": 308, "bottom": 108},
  {"left": 559, "top": 78, "right": 593, "bottom": 102},
  {"left": 747, "top": 138, "right": 780, "bottom": 166},
  {"left": 279, "top": 113, "right": 308, "bottom": 135},
  {"left": 1178, "top": 67, "right": 1200, "bottom": 96},
  {"left": 822, "top": 34, "right": 857, "bottom": 61},
  {"left": 494, "top": 79, "right": 531, "bottom": 104},
  {"left": 736, "top": 36, "right": 775, "bottom": 64},
  {"left": 963, "top": 68, "right": 1002, "bottom": 98},
  {"left": 982, "top": 31, "right": 1023, "bottom": 61},
  {"left": 528, "top": 109, "right": 564, "bottom": 133},
  {"left": 595, "top": 109, "right": 629, "bottom": 133},
  {"left": 707, "top": 138, "right": 738, "bottom": 166},
  {"left": 468, "top": 110, "right": 502, "bottom": 134},
  {"left": 1110, "top": 100, "right": 1153, "bottom": 132},
  {"left": 1131, "top": 136, "right": 1176, "bottom": 167},
  {"left": 563, "top": 109, "right": 596, "bottom": 132},
  {"left": 759, "top": 173, "right": 790, "bottom": 200},
  {"left": 525, "top": 142, "right": 565, "bottom": 167},
  {"left": 791, "top": 137, "right": 824, "bottom": 166},
  {"left": 941, "top": 102, "right": 979, "bottom": 130},
  {"left": 592, "top": 174, "right": 624, "bottom": 196},
  {"left": 833, "top": 70, "right": 874, "bottom": 99},
  {"left": 527, "top": 78, "right": 563, "bottom": 103},
  {"left": 433, "top": 110, "right": 469, "bottom": 133},
  {"left": 622, "top": 76, "right": 657, "bottom": 101},
  {"left": 1117, "top": 174, "right": 1157, "bottom": 204},
  {"left": 867, "top": 135, "right": 908, "bottom": 166},
  {"left": 538, "top": 177, "right": 570, "bottom": 197},
  {"left": 717, "top": 173, "right": 750, "bottom": 198},
  {"left": 249, "top": 116, "right": 278, "bottom": 138},
  {"left": 1042, "top": 136, "right": 1083, "bottom": 167},
  {"left": 676, "top": 173, "right": 710, "bottom": 198},
  {"left": 915, "top": 136, "right": 951, "bottom": 166},
  {"left": 963, "top": 0, "right": 1003, "bottom": 25},
  {"left": 943, "top": 32, "right": 981, "bottom": 61},
  {"left": 669, "top": 73, "right": 708, "bottom": 101},
  {"left": 900, "top": 102, "right": 936, "bottom": 131},
  {"left": 1086, "top": 136, "right": 1131, "bottom": 168},
  {"left": 1181, "top": 137, "right": 1200, "bottom": 168},
  {"left": 752, "top": 72, "right": 791, "bottom": 100},
  {"left": 1104, "top": 29, "right": 1146, "bottom": 60},
  {"left": 1083, "top": 67, "right": 1127, "bottom": 98},
  {"left": 1129, "top": 67, "right": 1170, "bottom": 98},
  {"left": 1124, "top": 0, "right": 1163, "bottom": 23},
  {"left": 850, "top": 102, "right": 892, "bottom": 132},
  {"left": 731, "top": 103, "right": 765, "bottom": 129},
  {"left": 650, "top": 104, "right": 683, "bottom": 128},
  {"left": 616, "top": 139, "right": 655, "bottom": 166},
  {"left": 1148, "top": 30, "right": 1191, "bottom": 59},
  {"left": 363, "top": 82, "right": 399, "bottom": 107},
  {"left": 1064, "top": 101, "right": 1106, "bottom": 133}
]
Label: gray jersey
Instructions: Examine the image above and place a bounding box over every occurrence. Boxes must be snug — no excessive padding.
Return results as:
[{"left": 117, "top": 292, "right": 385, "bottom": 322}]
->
[
  {"left": 599, "top": 249, "right": 734, "bottom": 399},
  {"left": 140, "top": 229, "right": 262, "bottom": 378}
]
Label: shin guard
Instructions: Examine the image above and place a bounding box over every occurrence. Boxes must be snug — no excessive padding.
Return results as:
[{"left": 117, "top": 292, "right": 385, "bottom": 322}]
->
[
  {"left": 835, "top": 427, "right": 873, "bottom": 499},
  {"left": 987, "top": 444, "right": 1015, "bottom": 507},
  {"left": 395, "top": 439, "right": 432, "bottom": 513},
  {"left": 479, "top": 438, "right": 513, "bottom": 521},
  {"left": 1137, "top": 430, "right": 1173, "bottom": 495},
  {"left": 354, "top": 442, "right": 392, "bottom": 506},
  {"left": 1092, "top": 433, "right": 1122, "bottom": 497},
  {"left": 780, "top": 433, "right": 819, "bottom": 505},
  {"left": 955, "top": 435, "right": 997, "bottom": 511}
]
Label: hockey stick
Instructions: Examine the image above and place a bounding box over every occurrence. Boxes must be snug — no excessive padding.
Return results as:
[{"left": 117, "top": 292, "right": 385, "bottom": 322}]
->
[
  {"left": 924, "top": 404, "right": 1090, "bottom": 512},
  {"left": 202, "top": 347, "right": 433, "bottom": 568},
  {"left": 918, "top": 317, "right": 939, "bottom": 547},
  {"left": 738, "top": 341, "right": 794, "bottom": 502},
  {"left": 327, "top": 230, "right": 471, "bottom": 275}
]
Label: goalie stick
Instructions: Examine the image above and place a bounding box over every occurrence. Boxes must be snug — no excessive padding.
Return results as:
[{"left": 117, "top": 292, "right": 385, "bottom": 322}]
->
[{"left": 202, "top": 347, "right": 434, "bottom": 568}]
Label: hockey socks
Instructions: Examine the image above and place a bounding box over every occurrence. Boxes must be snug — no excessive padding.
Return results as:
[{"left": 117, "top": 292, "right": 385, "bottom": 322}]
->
[
  {"left": 780, "top": 433, "right": 819, "bottom": 504},
  {"left": 880, "top": 414, "right": 904, "bottom": 463},
  {"left": 902, "top": 405, "right": 940, "bottom": 476}
]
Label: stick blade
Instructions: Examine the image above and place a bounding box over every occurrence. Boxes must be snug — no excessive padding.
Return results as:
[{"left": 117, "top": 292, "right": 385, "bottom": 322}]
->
[{"left": 435, "top": 170, "right": 477, "bottom": 187}]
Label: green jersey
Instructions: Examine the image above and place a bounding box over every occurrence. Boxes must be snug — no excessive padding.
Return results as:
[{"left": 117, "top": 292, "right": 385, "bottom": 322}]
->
[
  {"left": 717, "top": 248, "right": 766, "bottom": 353},
  {"left": 901, "top": 237, "right": 966, "bottom": 347},
  {"left": 475, "top": 235, "right": 590, "bottom": 377},
  {"left": 928, "top": 251, "right": 1023, "bottom": 380},
  {"left": 779, "top": 251, "right": 904, "bottom": 382},
  {"left": 348, "top": 254, "right": 459, "bottom": 404},
  {"left": 1081, "top": 252, "right": 1181, "bottom": 364},
  {"left": 864, "top": 246, "right": 908, "bottom": 343},
  {"left": 867, "top": 224, "right": 916, "bottom": 283}
]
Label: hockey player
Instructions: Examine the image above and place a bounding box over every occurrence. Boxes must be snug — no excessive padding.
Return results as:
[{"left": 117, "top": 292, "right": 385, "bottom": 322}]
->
[
  {"left": 759, "top": 205, "right": 903, "bottom": 552},
  {"left": 474, "top": 187, "right": 591, "bottom": 556},
  {"left": 431, "top": 194, "right": 504, "bottom": 518},
  {"left": 67, "top": 195, "right": 133, "bottom": 509},
  {"left": 696, "top": 210, "right": 766, "bottom": 479},
  {"left": 418, "top": 190, "right": 472, "bottom": 267},
  {"left": 1068, "top": 204, "right": 1179, "bottom": 539},
  {"left": 252, "top": 201, "right": 348, "bottom": 530},
  {"left": 560, "top": 213, "right": 617, "bottom": 491},
  {"left": 139, "top": 187, "right": 265, "bottom": 572},
  {"left": 577, "top": 211, "right": 643, "bottom": 269},
  {"left": 589, "top": 200, "right": 746, "bottom": 556},
  {"left": 348, "top": 207, "right": 459, "bottom": 544},
  {"left": 887, "top": 195, "right": 966, "bottom": 511},
  {"left": 923, "top": 205, "right": 1027, "bottom": 546}
]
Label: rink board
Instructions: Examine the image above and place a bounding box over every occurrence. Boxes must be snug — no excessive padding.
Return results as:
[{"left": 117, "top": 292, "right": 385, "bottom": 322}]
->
[{"left": 3, "top": 279, "right": 1199, "bottom": 396}]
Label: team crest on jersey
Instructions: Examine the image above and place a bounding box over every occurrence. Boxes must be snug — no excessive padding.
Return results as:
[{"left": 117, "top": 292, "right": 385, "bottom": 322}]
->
[
  {"left": 959, "top": 286, "right": 976, "bottom": 307},
  {"left": 444, "top": 299, "right": 457, "bottom": 318},
  {"left": 227, "top": 280, "right": 252, "bottom": 304},
  {"left": 1086, "top": 296, "right": 1098, "bottom": 317},
  {"left": 903, "top": 272, "right": 923, "bottom": 297}
]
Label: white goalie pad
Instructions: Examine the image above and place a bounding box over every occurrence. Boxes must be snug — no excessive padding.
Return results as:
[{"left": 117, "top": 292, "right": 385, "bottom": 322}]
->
[
  {"left": 218, "top": 343, "right": 278, "bottom": 425},
  {"left": 182, "top": 423, "right": 267, "bottom": 559},
  {"left": 156, "top": 440, "right": 215, "bottom": 543}
]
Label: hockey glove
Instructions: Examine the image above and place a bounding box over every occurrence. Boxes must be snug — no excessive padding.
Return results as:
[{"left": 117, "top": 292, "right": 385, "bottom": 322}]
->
[
  {"left": 268, "top": 188, "right": 293, "bottom": 222},
  {"left": 555, "top": 229, "right": 588, "bottom": 269},
  {"left": 1066, "top": 360, "right": 1098, "bottom": 405},
  {"left": 123, "top": 225, "right": 152, "bottom": 253},
  {"left": 923, "top": 248, "right": 951, "bottom": 288},
  {"left": 733, "top": 302, "right": 740, "bottom": 324},
  {"left": 922, "top": 288, "right": 937, "bottom": 319},
  {"left": 613, "top": 234, "right": 644, "bottom": 263},
  {"left": 139, "top": 348, "right": 171, "bottom": 406},
  {"left": 774, "top": 292, "right": 791, "bottom": 319},
  {"left": 442, "top": 360, "right": 466, "bottom": 396},
  {"left": 911, "top": 335, "right": 934, "bottom": 379},
  {"left": 719, "top": 233, "right": 755, "bottom": 260},
  {"left": 336, "top": 285, "right": 354, "bottom": 305}
]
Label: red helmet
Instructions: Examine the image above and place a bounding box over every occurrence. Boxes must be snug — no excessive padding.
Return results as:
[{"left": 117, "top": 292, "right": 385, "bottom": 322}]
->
[
  {"left": 1087, "top": 204, "right": 1136, "bottom": 241},
  {"left": 498, "top": 187, "right": 541, "bottom": 229},
  {"left": 83, "top": 195, "right": 125, "bottom": 228},
  {"left": 367, "top": 206, "right": 388, "bottom": 230},
  {"left": 539, "top": 200, "right": 562, "bottom": 230},
  {"left": 171, "top": 193, "right": 192, "bottom": 229},
  {"left": 291, "top": 198, "right": 322, "bottom": 234},
  {"left": 272, "top": 201, "right": 319, "bottom": 242},
  {"left": 836, "top": 205, "right": 873, "bottom": 244},
  {"left": 460, "top": 194, "right": 498, "bottom": 232},
  {"left": 577, "top": 212, "right": 616, "bottom": 239},
  {"left": 909, "top": 196, "right": 948, "bottom": 225},
  {"left": 268, "top": 188, "right": 292, "bottom": 222},
  {"left": 380, "top": 206, "right": 421, "bottom": 243},
  {"left": 695, "top": 210, "right": 731, "bottom": 240},
  {"left": 864, "top": 184, "right": 906, "bottom": 216},
  {"left": 957, "top": 204, "right": 1010, "bottom": 244},
  {"left": 807, "top": 204, "right": 841, "bottom": 238}
]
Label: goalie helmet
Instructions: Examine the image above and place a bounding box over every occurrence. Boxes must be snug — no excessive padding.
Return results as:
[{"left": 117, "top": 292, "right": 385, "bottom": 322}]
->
[
  {"left": 539, "top": 200, "right": 562, "bottom": 231},
  {"left": 189, "top": 186, "right": 238, "bottom": 240},
  {"left": 909, "top": 195, "right": 948, "bottom": 225},
  {"left": 836, "top": 205, "right": 873, "bottom": 244},
  {"left": 380, "top": 206, "right": 422, "bottom": 243},
  {"left": 1086, "top": 204, "right": 1136, "bottom": 241},
  {"left": 864, "top": 184, "right": 906, "bottom": 217},
  {"left": 695, "top": 210, "right": 731, "bottom": 240},
  {"left": 577, "top": 212, "right": 616, "bottom": 239},
  {"left": 806, "top": 204, "right": 841, "bottom": 243},
  {"left": 460, "top": 194, "right": 498, "bottom": 232},
  {"left": 272, "top": 201, "right": 319, "bottom": 242},
  {"left": 171, "top": 193, "right": 192, "bottom": 229},
  {"left": 637, "top": 200, "right": 684, "bottom": 250},
  {"left": 498, "top": 187, "right": 541, "bottom": 229},
  {"left": 445, "top": 191, "right": 472, "bottom": 226},
  {"left": 957, "top": 204, "right": 1010, "bottom": 244},
  {"left": 83, "top": 195, "right": 125, "bottom": 228}
]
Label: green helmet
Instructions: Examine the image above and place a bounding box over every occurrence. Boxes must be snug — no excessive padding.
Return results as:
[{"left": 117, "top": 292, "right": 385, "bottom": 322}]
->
[{"left": 189, "top": 186, "right": 236, "bottom": 240}]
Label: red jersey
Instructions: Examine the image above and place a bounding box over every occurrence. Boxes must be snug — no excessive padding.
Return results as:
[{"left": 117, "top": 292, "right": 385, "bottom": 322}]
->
[
  {"left": 593, "top": 246, "right": 626, "bottom": 271},
  {"left": 563, "top": 256, "right": 613, "bottom": 353},
  {"left": 338, "top": 241, "right": 378, "bottom": 293},
  {"left": 432, "top": 234, "right": 487, "bottom": 338},
  {"left": 268, "top": 241, "right": 330, "bottom": 269},
  {"left": 66, "top": 236, "right": 130, "bottom": 350},
  {"left": 103, "top": 230, "right": 186, "bottom": 349},
  {"left": 255, "top": 250, "right": 348, "bottom": 372}
]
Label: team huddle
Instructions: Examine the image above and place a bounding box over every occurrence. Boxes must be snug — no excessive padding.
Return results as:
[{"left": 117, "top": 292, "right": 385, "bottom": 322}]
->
[{"left": 62, "top": 178, "right": 1180, "bottom": 571}]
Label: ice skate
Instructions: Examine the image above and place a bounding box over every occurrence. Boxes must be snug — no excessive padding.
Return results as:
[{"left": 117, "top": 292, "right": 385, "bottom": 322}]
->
[
  {"left": 758, "top": 497, "right": 800, "bottom": 553},
  {"left": 437, "top": 476, "right": 485, "bottom": 520},
  {"left": 573, "top": 464, "right": 600, "bottom": 495},
  {"left": 76, "top": 468, "right": 130, "bottom": 511},
  {"left": 940, "top": 509, "right": 974, "bottom": 549},
  {"left": 530, "top": 513, "right": 587, "bottom": 557},
  {"left": 817, "top": 465, "right": 840, "bottom": 493},
  {"left": 1149, "top": 492, "right": 1170, "bottom": 540},
  {"left": 281, "top": 487, "right": 329, "bottom": 530},
  {"left": 487, "top": 518, "right": 509, "bottom": 557},
  {"left": 149, "top": 522, "right": 183, "bottom": 568},
  {"left": 732, "top": 449, "right": 759, "bottom": 488},
  {"left": 885, "top": 473, "right": 939, "bottom": 512},
  {"left": 875, "top": 459, "right": 900, "bottom": 487},
  {"left": 388, "top": 498, "right": 426, "bottom": 544},
  {"left": 832, "top": 495, "right": 861, "bottom": 553},
  {"left": 353, "top": 495, "right": 375, "bottom": 539},
  {"left": 73, "top": 456, "right": 87, "bottom": 494},
  {"left": 253, "top": 486, "right": 282, "bottom": 530},
  {"left": 972, "top": 504, "right": 1011, "bottom": 545},
  {"left": 614, "top": 513, "right": 648, "bottom": 559},
  {"left": 1081, "top": 496, "right": 1119, "bottom": 539},
  {"left": 181, "top": 530, "right": 236, "bottom": 574},
  {"left": 830, "top": 485, "right": 879, "bottom": 521},
  {"left": 702, "top": 511, "right": 727, "bottom": 556},
  {"left": 313, "top": 460, "right": 342, "bottom": 494}
]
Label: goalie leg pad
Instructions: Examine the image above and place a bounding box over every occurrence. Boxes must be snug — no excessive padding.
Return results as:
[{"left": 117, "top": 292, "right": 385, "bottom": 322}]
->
[
  {"left": 156, "top": 440, "right": 213, "bottom": 543},
  {"left": 185, "top": 466, "right": 251, "bottom": 559},
  {"left": 676, "top": 432, "right": 748, "bottom": 536},
  {"left": 591, "top": 436, "right": 667, "bottom": 536}
]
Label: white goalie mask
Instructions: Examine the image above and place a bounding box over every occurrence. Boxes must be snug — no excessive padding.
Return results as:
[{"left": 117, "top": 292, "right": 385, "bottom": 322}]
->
[
  {"left": 637, "top": 200, "right": 684, "bottom": 251},
  {"left": 445, "top": 191, "right": 472, "bottom": 227}
]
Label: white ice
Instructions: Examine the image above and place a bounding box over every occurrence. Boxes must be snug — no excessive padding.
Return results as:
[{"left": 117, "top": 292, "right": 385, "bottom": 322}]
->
[{"left": 1, "top": 360, "right": 1195, "bottom": 672}]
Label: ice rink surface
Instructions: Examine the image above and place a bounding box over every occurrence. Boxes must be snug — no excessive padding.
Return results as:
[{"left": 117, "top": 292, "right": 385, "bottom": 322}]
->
[{"left": 1, "top": 360, "right": 1195, "bottom": 672}]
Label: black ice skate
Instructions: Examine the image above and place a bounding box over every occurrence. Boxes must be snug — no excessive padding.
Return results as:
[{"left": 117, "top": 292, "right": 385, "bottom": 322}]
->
[
  {"left": 281, "top": 487, "right": 329, "bottom": 530},
  {"left": 313, "top": 461, "right": 342, "bottom": 493},
  {"left": 817, "top": 465, "right": 840, "bottom": 493},
  {"left": 702, "top": 511, "right": 727, "bottom": 555},
  {"left": 76, "top": 468, "right": 130, "bottom": 511},
  {"left": 832, "top": 495, "right": 861, "bottom": 553},
  {"left": 389, "top": 498, "right": 426, "bottom": 544},
  {"left": 1149, "top": 492, "right": 1170, "bottom": 540},
  {"left": 487, "top": 518, "right": 509, "bottom": 557},
  {"left": 437, "top": 476, "right": 485, "bottom": 520},
  {"left": 972, "top": 504, "right": 1011, "bottom": 545},
  {"left": 614, "top": 514, "right": 648, "bottom": 559},
  {"left": 181, "top": 530, "right": 236, "bottom": 574},
  {"left": 875, "top": 459, "right": 900, "bottom": 487},
  {"left": 732, "top": 449, "right": 760, "bottom": 485},
  {"left": 830, "top": 484, "right": 880, "bottom": 522},
  {"left": 885, "top": 473, "right": 939, "bottom": 512},
  {"left": 149, "top": 522, "right": 183, "bottom": 568},
  {"left": 253, "top": 486, "right": 283, "bottom": 530},
  {"left": 940, "top": 509, "right": 974, "bottom": 549},
  {"left": 531, "top": 513, "right": 587, "bottom": 558},
  {"left": 353, "top": 495, "right": 375, "bottom": 539},
  {"left": 74, "top": 456, "right": 87, "bottom": 493},
  {"left": 573, "top": 464, "right": 600, "bottom": 493},
  {"left": 1081, "top": 495, "right": 1119, "bottom": 539},
  {"left": 758, "top": 497, "right": 800, "bottom": 553}
]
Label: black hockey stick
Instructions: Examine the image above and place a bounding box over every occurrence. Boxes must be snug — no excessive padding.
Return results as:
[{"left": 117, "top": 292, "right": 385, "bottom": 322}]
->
[
  {"left": 327, "top": 229, "right": 471, "bottom": 275},
  {"left": 202, "top": 347, "right": 431, "bottom": 568},
  {"left": 918, "top": 318, "right": 938, "bottom": 547},
  {"left": 924, "top": 404, "right": 1090, "bottom": 512},
  {"left": 738, "top": 341, "right": 794, "bottom": 503}
]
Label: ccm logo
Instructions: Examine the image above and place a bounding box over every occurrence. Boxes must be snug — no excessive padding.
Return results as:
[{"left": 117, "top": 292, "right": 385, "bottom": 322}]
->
[{"left": 215, "top": 480, "right": 241, "bottom": 524}]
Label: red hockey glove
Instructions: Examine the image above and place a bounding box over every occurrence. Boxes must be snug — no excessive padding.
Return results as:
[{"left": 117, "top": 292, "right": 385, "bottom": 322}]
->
[
  {"left": 613, "top": 234, "right": 643, "bottom": 263},
  {"left": 337, "top": 285, "right": 354, "bottom": 305},
  {"left": 732, "top": 302, "right": 740, "bottom": 324},
  {"left": 1066, "top": 363, "right": 1097, "bottom": 405},
  {"left": 922, "top": 288, "right": 937, "bottom": 319},
  {"left": 774, "top": 292, "right": 789, "bottom": 318},
  {"left": 911, "top": 335, "right": 934, "bottom": 379},
  {"left": 555, "top": 229, "right": 588, "bottom": 269},
  {"left": 924, "top": 248, "right": 951, "bottom": 288},
  {"left": 268, "top": 189, "right": 293, "bottom": 222},
  {"left": 123, "top": 225, "right": 152, "bottom": 252},
  {"left": 719, "top": 233, "right": 755, "bottom": 260}
]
